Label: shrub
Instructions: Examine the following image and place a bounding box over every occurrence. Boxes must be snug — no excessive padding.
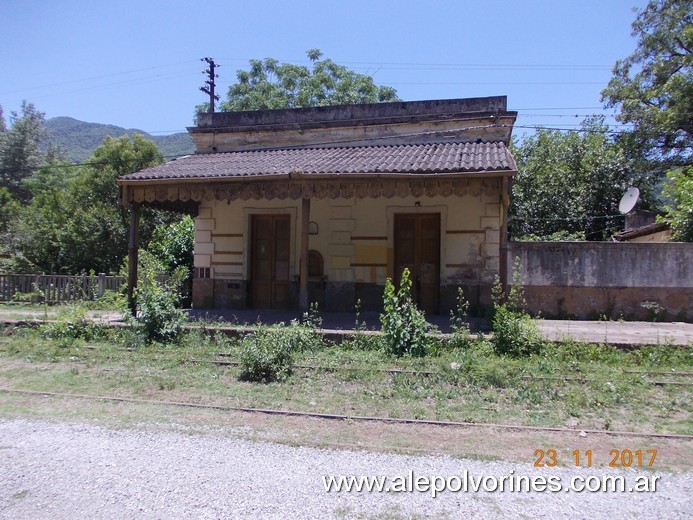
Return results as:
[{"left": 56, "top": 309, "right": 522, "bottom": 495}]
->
[
  {"left": 238, "top": 328, "right": 295, "bottom": 382},
  {"left": 127, "top": 251, "right": 186, "bottom": 344},
  {"left": 40, "top": 305, "right": 105, "bottom": 346},
  {"left": 490, "top": 258, "right": 544, "bottom": 357},
  {"left": 491, "top": 304, "right": 543, "bottom": 357},
  {"left": 380, "top": 268, "right": 432, "bottom": 357}
]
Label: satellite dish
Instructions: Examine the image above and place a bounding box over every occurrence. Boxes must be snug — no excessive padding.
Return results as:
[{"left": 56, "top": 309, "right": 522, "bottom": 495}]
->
[{"left": 619, "top": 187, "right": 640, "bottom": 214}]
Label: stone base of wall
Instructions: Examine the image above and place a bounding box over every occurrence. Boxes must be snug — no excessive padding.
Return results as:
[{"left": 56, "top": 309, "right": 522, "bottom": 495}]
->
[
  {"left": 192, "top": 279, "right": 248, "bottom": 309},
  {"left": 325, "top": 282, "right": 356, "bottom": 312},
  {"left": 193, "top": 279, "right": 494, "bottom": 316},
  {"left": 440, "top": 283, "right": 494, "bottom": 317},
  {"left": 192, "top": 279, "right": 214, "bottom": 309},
  {"left": 523, "top": 286, "right": 692, "bottom": 322},
  {"left": 355, "top": 283, "right": 385, "bottom": 312}
]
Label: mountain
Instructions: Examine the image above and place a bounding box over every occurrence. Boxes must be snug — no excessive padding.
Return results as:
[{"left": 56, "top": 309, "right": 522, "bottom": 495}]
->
[{"left": 44, "top": 117, "right": 195, "bottom": 163}]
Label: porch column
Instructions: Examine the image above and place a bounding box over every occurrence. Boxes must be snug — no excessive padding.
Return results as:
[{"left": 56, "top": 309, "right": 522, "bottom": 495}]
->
[
  {"left": 299, "top": 196, "right": 311, "bottom": 313},
  {"left": 127, "top": 203, "right": 141, "bottom": 316},
  {"left": 499, "top": 176, "right": 510, "bottom": 294}
]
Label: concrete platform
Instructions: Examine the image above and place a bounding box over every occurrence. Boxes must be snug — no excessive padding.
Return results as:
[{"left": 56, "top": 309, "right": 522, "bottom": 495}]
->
[
  {"left": 1, "top": 308, "right": 690, "bottom": 347},
  {"left": 185, "top": 309, "right": 692, "bottom": 347}
]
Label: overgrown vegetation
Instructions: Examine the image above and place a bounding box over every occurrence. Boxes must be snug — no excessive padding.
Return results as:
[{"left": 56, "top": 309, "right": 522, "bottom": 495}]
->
[
  {"left": 239, "top": 307, "right": 326, "bottom": 382},
  {"left": 238, "top": 328, "right": 296, "bottom": 382},
  {"left": 380, "top": 268, "right": 433, "bottom": 357},
  {"left": 125, "top": 251, "right": 187, "bottom": 345},
  {"left": 510, "top": 117, "right": 635, "bottom": 241},
  {"left": 659, "top": 166, "right": 693, "bottom": 241},
  {"left": 38, "top": 306, "right": 109, "bottom": 347},
  {"left": 0, "top": 111, "right": 192, "bottom": 275},
  {"left": 490, "top": 259, "right": 545, "bottom": 357},
  {"left": 0, "top": 311, "right": 690, "bottom": 435}
]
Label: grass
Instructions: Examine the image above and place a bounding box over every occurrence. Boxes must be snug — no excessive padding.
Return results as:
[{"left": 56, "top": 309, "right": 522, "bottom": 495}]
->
[
  {"left": 0, "top": 324, "right": 690, "bottom": 436},
  {"left": 0, "top": 309, "right": 691, "bottom": 472}
]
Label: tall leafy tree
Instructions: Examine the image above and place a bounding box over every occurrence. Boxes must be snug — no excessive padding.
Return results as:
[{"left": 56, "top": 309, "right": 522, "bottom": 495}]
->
[
  {"left": 601, "top": 0, "right": 692, "bottom": 166},
  {"left": 659, "top": 166, "right": 693, "bottom": 240},
  {"left": 15, "top": 134, "right": 173, "bottom": 273},
  {"left": 0, "top": 186, "right": 19, "bottom": 270},
  {"left": 208, "top": 49, "right": 399, "bottom": 113},
  {"left": 0, "top": 102, "right": 47, "bottom": 202},
  {"left": 510, "top": 118, "right": 641, "bottom": 241},
  {"left": 73, "top": 134, "right": 164, "bottom": 205}
]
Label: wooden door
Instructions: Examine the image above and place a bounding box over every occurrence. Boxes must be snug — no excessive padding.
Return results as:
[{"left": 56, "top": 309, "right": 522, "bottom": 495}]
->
[
  {"left": 250, "top": 215, "right": 291, "bottom": 309},
  {"left": 394, "top": 213, "right": 440, "bottom": 314}
]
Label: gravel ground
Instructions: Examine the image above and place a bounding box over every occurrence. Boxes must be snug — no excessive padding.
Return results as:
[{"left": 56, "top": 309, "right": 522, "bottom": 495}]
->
[{"left": 0, "top": 418, "right": 690, "bottom": 519}]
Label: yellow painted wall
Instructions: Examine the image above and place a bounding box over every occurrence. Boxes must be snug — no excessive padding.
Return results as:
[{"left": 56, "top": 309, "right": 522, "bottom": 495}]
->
[{"left": 194, "top": 192, "right": 501, "bottom": 285}]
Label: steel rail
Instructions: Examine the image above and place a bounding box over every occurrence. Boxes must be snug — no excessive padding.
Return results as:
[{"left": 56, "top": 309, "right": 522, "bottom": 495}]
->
[
  {"left": 1, "top": 387, "right": 691, "bottom": 440},
  {"left": 189, "top": 359, "right": 693, "bottom": 387}
]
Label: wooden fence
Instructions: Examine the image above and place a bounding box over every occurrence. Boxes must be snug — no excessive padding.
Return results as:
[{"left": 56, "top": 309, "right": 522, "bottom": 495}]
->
[{"left": 0, "top": 274, "right": 125, "bottom": 304}]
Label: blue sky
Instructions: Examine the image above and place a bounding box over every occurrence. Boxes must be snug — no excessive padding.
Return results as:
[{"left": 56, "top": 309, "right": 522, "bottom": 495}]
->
[{"left": 0, "top": 0, "right": 648, "bottom": 142}]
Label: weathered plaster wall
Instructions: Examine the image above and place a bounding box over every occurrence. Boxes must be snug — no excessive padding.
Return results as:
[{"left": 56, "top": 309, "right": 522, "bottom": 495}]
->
[
  {"left": 191, "top": 96, "right": 515, "bottom": 153},
  {"left": 192, "top": 192, "right": 502, "bottom": 314},
  {"left": 508, "top": 242, "right": 693, "bottom": 321}
]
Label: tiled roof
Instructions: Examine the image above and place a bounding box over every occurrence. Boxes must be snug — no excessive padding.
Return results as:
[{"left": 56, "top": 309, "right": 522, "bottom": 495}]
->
[{"left": 120, "top": 141, "right": 516, "bottom": 182}]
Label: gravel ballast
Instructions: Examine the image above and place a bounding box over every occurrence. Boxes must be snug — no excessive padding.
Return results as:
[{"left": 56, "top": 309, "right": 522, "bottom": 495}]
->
[{"left": 0, "top": 418, "right": 690, "bottom": 519}]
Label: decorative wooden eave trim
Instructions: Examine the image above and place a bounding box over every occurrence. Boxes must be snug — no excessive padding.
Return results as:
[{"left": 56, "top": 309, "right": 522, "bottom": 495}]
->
[{"left": 118, "top": 172, "right": 515, "bottom": 205}]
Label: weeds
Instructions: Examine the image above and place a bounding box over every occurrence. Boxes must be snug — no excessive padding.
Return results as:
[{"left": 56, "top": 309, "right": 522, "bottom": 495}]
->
[
  {"left": 1, "top": 322, "right": 690, "bottom": 435},
  {"left": 239, "top": 319, "right": 328, "bottom": 382},
  {"left": 490, "top": 258, "right": 544, "bottom": 357},
  {"left": 238, "top": 327, "right": 296, "bottom": 382},
  {"left": 446, "top": 288, "right": 474, "bottom": 349},
  {"left": 380, "top": 268, "right": 433, "bottom": 357},
  {"left": 39, "top": 306, "right": 108, "bottom": 347},
  {"left": 127, "top": 251, "right": 186, "bottom": 345}
]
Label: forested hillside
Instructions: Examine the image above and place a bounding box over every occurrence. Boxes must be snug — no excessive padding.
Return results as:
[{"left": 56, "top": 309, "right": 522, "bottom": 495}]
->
[{"left": 44, "top": 117, "right": 194, "bottom": 163}]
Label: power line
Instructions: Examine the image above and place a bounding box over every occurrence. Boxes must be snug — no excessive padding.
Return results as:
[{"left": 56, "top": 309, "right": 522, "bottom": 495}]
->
[
  {"left": 216, "top": 56, "right": 614, "bottom": 71},
  {"left": 0, "top": 60, "right": 201, "bottom": 97},
  {"left": 510, "top": 214, "right": 624, "bottom": 222},
  {"left": 388, "top": 81, "right": 605, "bottom": 86},
  {"left": 35, "top": 117, "right": 669, "bottom": 171}
]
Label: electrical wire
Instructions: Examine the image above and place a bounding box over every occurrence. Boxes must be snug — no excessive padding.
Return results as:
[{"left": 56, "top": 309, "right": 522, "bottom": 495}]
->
[
  {"left": 0, "top": 60, "right": 202, "bottom": 97},
  {"left": 29, "top": 117, "right": 683, "bottom": 170},
  {"left": 509, "top": 214, "right": 624, "bottom": 223}
]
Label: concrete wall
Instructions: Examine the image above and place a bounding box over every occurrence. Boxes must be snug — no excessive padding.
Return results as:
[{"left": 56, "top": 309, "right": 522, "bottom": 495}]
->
[
  {"left": 508, "top": 242, "right": 693, "bottom": 321},
  {"left": 191, "top": 96, "right": 515, "bottom": 153},
  {"left": 192, "top": 191, "right": 503, "bottom": 314}
]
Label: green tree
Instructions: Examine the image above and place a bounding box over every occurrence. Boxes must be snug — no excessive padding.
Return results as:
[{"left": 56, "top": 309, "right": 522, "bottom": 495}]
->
[
  {"left": 148, "top": 215, "right": 195, "bottom": 277},
  {"left": 12, "top": 188, "right": 69, "bottom": 272},
  {"left": 73, "top": 134, "right": 163, "bottom": 205},
  {"left": 601, "top": 0, "right": 692, "bottom": 165},
  {"left": 148, "top": 215, "right": 195, "bottom": 306},
  {"left": 659, "top": 166, "right": 693, "bottom": 241},
  {"left": 70, "top": 134, "right": 167, "bottom": 271},
  {"left": 209, "top": 49, "right": 399, "bottom": 113},
  {"left": 0, "top": 187, "right": 19, "bottom": 270},
  {"left": 511, "top": 118, "right": 641, "bottom": 241},
  {"left": 0, "top": 102, "right": 48, "bottom": 202},
  {"left": 14, "top": 134, "right": 174, "bottom": 274}
]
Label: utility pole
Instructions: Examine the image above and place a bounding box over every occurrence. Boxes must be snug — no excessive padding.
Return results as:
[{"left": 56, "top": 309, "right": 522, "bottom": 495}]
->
[{"left": 200, "top": 57, "right": 220, "bottom": 112}]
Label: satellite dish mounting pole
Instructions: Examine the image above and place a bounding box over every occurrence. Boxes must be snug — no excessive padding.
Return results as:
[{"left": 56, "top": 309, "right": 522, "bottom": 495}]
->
[{"left": 618, "top": 187, "right": 641, "bottom": 232}]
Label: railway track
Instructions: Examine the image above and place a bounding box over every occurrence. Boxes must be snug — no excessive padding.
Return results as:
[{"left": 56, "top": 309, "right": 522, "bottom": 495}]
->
[{"left": 1, "top": 387, "right": 691, "bottom": 440}]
